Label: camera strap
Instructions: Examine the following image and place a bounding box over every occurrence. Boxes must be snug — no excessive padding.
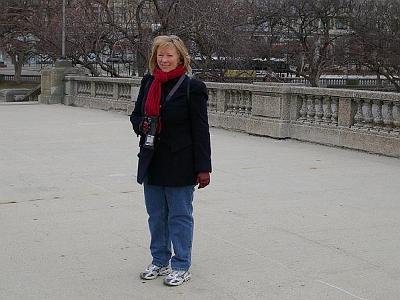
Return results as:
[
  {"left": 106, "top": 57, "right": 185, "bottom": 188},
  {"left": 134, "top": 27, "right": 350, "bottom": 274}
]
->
[
  {"left": 141, "top": 74, "right": 187, "bottom": 115},
  {"left": 165, "top": 74, "right": 187, "bottom": 103},
  {"left": 186, "top": 76, "right": 191, "bottom": 107}
]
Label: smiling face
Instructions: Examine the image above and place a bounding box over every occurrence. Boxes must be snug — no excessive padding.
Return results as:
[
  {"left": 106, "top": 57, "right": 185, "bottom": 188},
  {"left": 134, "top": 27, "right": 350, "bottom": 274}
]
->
[{"left": 156, "top": 45, "right": 180, "bottom": 72}]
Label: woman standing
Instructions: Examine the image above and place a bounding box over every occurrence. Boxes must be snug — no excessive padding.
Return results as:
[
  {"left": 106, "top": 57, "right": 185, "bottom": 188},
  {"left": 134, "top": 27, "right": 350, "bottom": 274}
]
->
[{"left": 130, "top": 35, "right": 212, "bottom": 286}]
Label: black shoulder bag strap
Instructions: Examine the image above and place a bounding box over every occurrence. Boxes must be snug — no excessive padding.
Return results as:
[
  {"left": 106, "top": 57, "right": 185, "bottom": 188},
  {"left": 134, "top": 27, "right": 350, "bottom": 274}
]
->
[
  {"left": 165, "top": 74, "right": 186, "bottom": 103},
  {"left": 186, "top": 75, "right": 191, "bottom": 108},
  {"left": 141, "top": 74, "right": 187, "bottom": 114}
]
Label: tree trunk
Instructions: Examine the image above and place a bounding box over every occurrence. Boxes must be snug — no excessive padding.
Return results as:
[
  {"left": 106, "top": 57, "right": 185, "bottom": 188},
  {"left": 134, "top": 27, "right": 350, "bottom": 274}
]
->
[
  {"left": 393, "top": 82, "right": 400, "bottom": 93},
  {"left": 136, "top": 48, "right": 147, "bottom": 76},
  {"left": 309, "top": 68, "right": 322, "bottom": 87},
  {"left": 12, "top": 54, "right": 24, "bottom": 84},
  {"left": 308, "top": 76, "right": 318, "bottom": 87}
]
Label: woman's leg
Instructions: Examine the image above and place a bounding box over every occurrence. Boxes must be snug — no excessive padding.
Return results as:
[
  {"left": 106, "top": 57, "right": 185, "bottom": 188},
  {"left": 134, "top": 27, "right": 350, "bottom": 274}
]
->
[
  {"left": 143, "top": 183, "right": 172, "bottom": 267},
  {"left": 165, "top": 185, "right": 195, "bottom": 271}
]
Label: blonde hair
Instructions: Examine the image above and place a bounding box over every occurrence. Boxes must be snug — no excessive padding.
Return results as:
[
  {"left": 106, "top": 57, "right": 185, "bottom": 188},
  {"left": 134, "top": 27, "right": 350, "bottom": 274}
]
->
[{"left": 148, "top": 35, "right": 192, "bottom": 74}]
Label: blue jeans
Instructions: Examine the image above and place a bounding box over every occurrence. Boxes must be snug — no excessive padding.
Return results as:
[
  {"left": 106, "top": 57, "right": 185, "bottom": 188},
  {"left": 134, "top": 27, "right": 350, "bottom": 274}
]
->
[{"left": 143, "top": 183, "right": 195, "bottom": 271}]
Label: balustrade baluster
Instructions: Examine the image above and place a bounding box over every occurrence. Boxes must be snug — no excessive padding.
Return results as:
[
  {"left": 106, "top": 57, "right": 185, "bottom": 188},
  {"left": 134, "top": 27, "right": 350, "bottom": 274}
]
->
[
  {"left": 373, "top": 100, "right": 383, "bottom": 131},
  {"left": 241, "top": 91, "right": 247, "bottom": 114},
  {"left": 124, "top": 84, "right": 131, "bottom": 98},
  {"left": 245, "top": 91, "right": 252, "bottom": 114},
  {"left": 315, "top": 96, "right": 323, "bottom": 123},
  {"left": 213, "top": 90, "right": 218, "bottom": 111},
  {"left": 208, "top": 90, "right": 215, "bottom": 111},
  {"left": 94, "top": 83, "right": 99, "bottom": 96},
  {"left": 229, "top": 90, "right": 234, "bottom": 113},
  {"left": 232, "top": 91, "right": 239, "bottom": 114},
  {"left": 331, "top": 97, "right": 338, "bottom": 125},
  {"left": 363, "top": 99, "right": 373, "bottom": 129},
  {"left": 393, "top": 103, "right": 400, "bottom": 134},
  {"left": 323, "top": 96, "right": 332, "bottom": 125},
  {"left": 225, "top": 90, "right": 232, "bottom": 113},
  {"left": 207, "top": 90, "right": 212, "bottom": 109},
  {"left": 208, "top": 90, "right": 213, "bottom": 110},
  {"left": 98, "top": 83, "right": 102, "bottom": 96},
  {"left": 383, "top": 101, "right": 394, "bottom": 133},
  {"left": 238, "top": 91, "right": 244, "bottom": 114},
  {"left": 353, "top": 99, "right": 364, "bottom": 128},
  {"left": 306, "top": 96, "right": 316, "bottom": 123},
  {"left": 78, "top": 82, "right": 87, "bottom": 95},
  {"left": 228, "top": 90, "right": 234, "bottom": 113},
  {"left": 298, "top": 95, "right": 307, "bottom": 122}
]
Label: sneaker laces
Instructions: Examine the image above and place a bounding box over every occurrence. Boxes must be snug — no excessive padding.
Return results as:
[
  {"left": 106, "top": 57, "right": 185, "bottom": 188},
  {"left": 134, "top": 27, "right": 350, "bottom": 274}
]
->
[{"left": 145, "top": 264, "right": 161, "bottom": 272}]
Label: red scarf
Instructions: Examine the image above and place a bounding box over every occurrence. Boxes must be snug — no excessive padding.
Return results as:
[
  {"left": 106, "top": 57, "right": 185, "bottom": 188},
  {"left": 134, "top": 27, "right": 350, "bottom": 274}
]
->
[{"left": 144, "top": 65, "right": 186, "bottom": 132}]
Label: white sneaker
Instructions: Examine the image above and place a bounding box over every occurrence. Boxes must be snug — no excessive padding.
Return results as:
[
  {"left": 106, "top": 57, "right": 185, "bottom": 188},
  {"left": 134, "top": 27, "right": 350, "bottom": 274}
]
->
[
  {"left": 140, "top": 264, "right": 171, "bottom": 280},
  {"left": 163, "top": 270, "right": 192, "bottom": 286}
]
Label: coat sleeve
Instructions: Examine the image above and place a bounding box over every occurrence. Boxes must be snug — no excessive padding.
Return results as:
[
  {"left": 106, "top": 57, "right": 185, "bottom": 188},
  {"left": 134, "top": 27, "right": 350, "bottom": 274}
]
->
[
  {"left": 130, "top": 75, "right": 151, "bottom": 136},
  {"left": 188, "top": 78, "right": 212, "bottom": 173}
]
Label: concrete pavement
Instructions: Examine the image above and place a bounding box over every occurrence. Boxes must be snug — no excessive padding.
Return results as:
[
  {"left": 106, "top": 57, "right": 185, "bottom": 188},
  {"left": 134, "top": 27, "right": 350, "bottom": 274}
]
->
[{"left": 1, "top": 103, "right": 400, "bottom": 300}]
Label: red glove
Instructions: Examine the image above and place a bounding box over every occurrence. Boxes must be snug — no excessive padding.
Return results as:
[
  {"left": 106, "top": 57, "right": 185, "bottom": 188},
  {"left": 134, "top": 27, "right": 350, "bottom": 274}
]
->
[
  {"left": 141, "top": 119, "right": 150, "bottom": 134},
  {"left": 197, "top": 172, "right": 210, "bottom": 189}
]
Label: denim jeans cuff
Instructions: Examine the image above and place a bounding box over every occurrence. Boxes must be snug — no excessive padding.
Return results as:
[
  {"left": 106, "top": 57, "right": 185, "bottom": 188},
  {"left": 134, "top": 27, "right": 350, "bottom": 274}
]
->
[
  {"left": 171, "top": 267, "right": 189, "bottom": 272},
  {"left": 152, "top": 261, "right": 169, "bottom": 268}
]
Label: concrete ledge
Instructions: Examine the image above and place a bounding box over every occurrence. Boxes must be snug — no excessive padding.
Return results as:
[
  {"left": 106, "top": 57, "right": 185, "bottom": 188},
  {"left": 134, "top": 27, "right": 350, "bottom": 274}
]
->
[
  {"left": 0, "top": 101, "right": 39, "bottom": 105},
  {"left": 291, "top": 123, "right": 400, "bottom": 157},
  {"left": 247, "top": 117, "right": 290, "bottom": 138},
  {"left": 290, "top": 123, "right": 342, "bottom": 146},
  {"left": 208, "top": 113, "right": 248, "bottom": 132},
  {"left": 209, "top": 112, "right": 291, "bottom": 138},
  {"left": 68, "top": 95, "right": 131, "bottom": 113},
  {"left": 340, "top": 128, "right": 400, "bottom": 157},
  {"left": 0, "top": 89, "right": 31, "bottom": 102}
]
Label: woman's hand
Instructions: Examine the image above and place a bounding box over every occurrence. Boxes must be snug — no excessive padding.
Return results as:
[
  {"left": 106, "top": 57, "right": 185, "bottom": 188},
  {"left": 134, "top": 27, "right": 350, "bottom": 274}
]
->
[
  {"left": 140, "top": 119, "right": 150, "bottom": 134},
  {"left": 197, "top": 172, "right": 210, "bottom": 189}
]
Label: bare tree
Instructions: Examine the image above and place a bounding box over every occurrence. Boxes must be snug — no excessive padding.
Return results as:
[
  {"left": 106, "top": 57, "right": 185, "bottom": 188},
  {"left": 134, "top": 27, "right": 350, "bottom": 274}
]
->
[
  {"left": 273, "top": 0, "right": 352, "bottom": 86},
  {"left": 88, "top": 0, "right": 175, "bottom": 76},
  {"left": 26, "top": 0, "right": 138, "bottom": 76},
  {"left": 5, "top": 0, "right": 400, "bottom": 89},
  {"left": 167, "top": 0, "right": 257, "bottom": 80},
  {"left": 0, "top": 1, "right": 38, "bottom": 83},
  {"left": 348, "top": 0, "right": 400, "bottom": 91}
]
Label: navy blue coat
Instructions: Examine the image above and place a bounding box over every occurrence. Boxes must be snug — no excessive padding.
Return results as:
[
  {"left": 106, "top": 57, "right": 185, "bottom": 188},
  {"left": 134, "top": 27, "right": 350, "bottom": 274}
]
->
[{"left": 130, "top": 74, "right": 212, "bottom": 186}]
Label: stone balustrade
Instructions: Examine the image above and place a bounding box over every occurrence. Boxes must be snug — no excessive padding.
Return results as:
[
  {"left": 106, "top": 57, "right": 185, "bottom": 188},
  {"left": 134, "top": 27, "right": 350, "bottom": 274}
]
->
[
  {"left": 58, "top": 75, "right": 400, "bottom": 157},
  {"left": 63, "top": 76, "right": 141, "bottom": 112},
  {"left": 281, "top": 77, "right": 400, "bottom": 89},
  {"left": 0, "top": 74, "right": 41, "bottom": 83}
]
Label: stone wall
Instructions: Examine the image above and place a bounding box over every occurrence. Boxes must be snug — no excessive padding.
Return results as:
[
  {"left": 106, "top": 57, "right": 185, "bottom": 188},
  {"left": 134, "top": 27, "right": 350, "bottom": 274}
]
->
[{"left": 61, "top": 75, "right": 400, "bottom": 157}]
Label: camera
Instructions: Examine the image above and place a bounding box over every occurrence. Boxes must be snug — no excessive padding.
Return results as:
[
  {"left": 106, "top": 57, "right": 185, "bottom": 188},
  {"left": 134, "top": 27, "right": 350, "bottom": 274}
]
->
[{"left": 143, "top": 116, "right": 158, "bottom": 149}]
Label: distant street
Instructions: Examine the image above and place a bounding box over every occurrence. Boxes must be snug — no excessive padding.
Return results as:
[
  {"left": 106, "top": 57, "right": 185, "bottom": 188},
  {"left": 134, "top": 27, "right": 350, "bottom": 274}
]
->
[{"left": 0, "top": 62, "right": 44, "bottom": 76}]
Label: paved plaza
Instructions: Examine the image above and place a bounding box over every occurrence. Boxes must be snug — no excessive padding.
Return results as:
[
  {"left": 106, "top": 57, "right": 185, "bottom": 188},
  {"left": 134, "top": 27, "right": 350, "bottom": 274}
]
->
[{"left": 1, "top": 103, "right": 400, "bottom": 300}]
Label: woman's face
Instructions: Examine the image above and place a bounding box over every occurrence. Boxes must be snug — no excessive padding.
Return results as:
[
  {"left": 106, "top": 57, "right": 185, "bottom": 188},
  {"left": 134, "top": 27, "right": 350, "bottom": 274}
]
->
[{"left": 157, "top": 45, "right": 180, "bottom": 72}]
